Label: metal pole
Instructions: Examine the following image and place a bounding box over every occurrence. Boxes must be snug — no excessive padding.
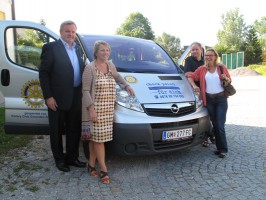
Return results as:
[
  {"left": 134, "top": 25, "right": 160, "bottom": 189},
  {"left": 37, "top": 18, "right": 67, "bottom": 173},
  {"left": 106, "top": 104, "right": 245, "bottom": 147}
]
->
[{"left": 11, "top": 0, "right": 16, "bottom": 20}]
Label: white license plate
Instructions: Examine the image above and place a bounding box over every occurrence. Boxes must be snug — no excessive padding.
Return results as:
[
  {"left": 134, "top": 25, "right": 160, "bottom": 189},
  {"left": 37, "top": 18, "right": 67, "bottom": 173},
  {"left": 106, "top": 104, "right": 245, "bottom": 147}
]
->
[{"left": 162, "top": 128, "right": 192, "bottom": 141}]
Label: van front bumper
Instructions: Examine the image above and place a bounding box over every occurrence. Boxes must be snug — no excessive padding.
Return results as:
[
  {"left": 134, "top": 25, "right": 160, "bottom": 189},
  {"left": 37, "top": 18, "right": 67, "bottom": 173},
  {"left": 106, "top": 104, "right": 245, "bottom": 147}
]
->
[{"left": 110, "top": 115, "right": 210, "bottom": 156}]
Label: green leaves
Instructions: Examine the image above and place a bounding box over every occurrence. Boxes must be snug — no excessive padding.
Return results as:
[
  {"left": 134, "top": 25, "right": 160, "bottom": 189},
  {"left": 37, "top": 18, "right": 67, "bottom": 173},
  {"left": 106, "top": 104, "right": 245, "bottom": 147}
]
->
[{"left": 116, "top": 12, "right": 155, "bottom": 40}]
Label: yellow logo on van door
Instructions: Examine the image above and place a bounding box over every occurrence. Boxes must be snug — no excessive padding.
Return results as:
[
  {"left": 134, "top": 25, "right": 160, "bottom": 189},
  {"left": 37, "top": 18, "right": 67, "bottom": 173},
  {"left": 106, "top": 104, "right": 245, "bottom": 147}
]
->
[
  {"left": 21, "top": 80, "right": 45, "bottom": 108},
  {"left": 124, "top": 76, "right": 137, "bottom": 83}
]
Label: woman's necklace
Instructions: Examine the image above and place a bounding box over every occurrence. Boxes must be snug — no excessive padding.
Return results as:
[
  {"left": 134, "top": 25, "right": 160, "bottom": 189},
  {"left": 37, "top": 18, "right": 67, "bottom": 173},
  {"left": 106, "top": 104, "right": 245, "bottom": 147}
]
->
[{"left": 95, "top": 62, "right": 108, "bottom": 74}]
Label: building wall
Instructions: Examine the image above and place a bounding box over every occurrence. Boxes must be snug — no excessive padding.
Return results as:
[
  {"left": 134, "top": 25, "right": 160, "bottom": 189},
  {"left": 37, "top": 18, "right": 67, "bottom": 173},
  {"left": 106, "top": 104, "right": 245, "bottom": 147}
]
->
[{"left": 0, "top": 0, "right": 12, "bottom": 20}]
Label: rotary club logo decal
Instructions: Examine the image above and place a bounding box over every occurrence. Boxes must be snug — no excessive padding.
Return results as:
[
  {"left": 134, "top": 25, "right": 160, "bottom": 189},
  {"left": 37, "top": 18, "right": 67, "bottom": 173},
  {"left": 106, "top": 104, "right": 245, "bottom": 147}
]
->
[
  {"left": 124, "top": 76, "right": 137, "bottom": 83},
  {"left": 21, "top": 80, "right": 45, "bottom": 108}
]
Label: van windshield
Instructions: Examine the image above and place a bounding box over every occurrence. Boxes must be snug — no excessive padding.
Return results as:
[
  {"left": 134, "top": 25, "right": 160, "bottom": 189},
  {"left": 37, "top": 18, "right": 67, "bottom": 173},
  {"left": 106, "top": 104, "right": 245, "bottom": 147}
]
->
[{"left": 78, "top": 34, "right": 180, "bottom": 74}]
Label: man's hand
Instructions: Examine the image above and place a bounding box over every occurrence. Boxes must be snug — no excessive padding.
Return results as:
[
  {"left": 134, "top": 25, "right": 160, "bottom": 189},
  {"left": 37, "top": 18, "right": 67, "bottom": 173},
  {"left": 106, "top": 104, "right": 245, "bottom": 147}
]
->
[{"left": 46, "top": 97, "right": 58, "bottom": 111}]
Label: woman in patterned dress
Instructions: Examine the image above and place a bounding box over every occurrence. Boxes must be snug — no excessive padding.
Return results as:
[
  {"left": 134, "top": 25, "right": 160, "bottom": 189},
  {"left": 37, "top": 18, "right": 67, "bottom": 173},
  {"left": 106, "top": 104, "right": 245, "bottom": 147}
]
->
[{"left": 81, "top": 41, "right": 135, "bottom": 183}]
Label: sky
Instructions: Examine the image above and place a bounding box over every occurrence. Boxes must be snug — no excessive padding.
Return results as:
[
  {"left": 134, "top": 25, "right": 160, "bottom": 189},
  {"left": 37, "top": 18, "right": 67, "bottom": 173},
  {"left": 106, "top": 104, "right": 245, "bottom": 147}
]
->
[{"left": 14, "top": 0, "right": 265, "bottom": 47}]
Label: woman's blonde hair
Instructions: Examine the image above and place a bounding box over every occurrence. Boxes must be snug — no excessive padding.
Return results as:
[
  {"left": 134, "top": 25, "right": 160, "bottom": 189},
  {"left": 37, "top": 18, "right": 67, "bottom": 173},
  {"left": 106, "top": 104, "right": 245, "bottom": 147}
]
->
[
  {"left": 205, "top": 48, "right": 219, "bottom": 68},
  {"left": 93, "top": 40, "right": 111, "bottom": 59}
]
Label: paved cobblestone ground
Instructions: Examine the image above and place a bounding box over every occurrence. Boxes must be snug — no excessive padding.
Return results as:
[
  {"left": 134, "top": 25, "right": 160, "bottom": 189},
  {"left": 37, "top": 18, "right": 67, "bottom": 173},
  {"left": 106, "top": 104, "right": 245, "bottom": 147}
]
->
[{"left": 0, "top": 76, "right": 265, "bottom": 200}]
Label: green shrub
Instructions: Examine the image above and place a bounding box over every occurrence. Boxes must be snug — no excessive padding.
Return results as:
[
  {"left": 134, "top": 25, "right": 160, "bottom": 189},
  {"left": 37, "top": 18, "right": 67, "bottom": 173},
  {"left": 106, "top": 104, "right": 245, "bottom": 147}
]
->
[{"left": 248, "top": 65, "right": 266, "bottom": 76}]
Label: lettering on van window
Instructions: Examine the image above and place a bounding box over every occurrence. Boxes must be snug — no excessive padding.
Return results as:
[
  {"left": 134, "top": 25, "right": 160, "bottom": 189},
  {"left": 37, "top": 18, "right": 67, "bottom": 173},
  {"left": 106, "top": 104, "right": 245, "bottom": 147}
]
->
[
  {"left": 146, "top": 82, "right": 184, "bottom": 99},
  {"left": 21, "top": 80, "right": 45, "bottom": 108}
]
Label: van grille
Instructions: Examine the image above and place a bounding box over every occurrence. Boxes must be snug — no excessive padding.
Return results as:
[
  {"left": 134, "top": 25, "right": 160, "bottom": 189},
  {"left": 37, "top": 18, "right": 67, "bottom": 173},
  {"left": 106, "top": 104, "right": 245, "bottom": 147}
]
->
[
  {"left": 154, "top": 136, "right": 194, "bottom": 150},
  {"left": 151, "top": 119, "right": 198, "bottom": 129},
  {"left": 143, "top": 102, "right": 195, "bottom": 117}
]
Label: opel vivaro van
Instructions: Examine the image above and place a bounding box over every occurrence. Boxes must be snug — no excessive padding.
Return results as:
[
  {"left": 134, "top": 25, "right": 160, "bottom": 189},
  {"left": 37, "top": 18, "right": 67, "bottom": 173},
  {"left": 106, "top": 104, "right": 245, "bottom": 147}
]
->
[{"left": 0, "top": 21, "right": 210, "bottom": 155}]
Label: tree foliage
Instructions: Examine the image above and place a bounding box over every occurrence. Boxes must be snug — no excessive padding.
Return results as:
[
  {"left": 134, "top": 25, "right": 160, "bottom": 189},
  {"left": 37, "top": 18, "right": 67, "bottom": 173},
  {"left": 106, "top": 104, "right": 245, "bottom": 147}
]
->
[
  {"left": 37, "top": 18, "right": 48, "bottom": 43},
  {"left": 254, "top": 16, "right": 266, "bottom": 50},
  {"left": 244, "top": 25, "right": 262, "bottom": 65},
  {"left": 217, "top": 8, "right": 246, "bottom": 54},
  {"left": 155, "top": 32, "right": 181, "bottom": 61},
  {"left": 16, "top": 18, "right": 48, "bottom": 67},
  {"left": 116, "top": 12, "right": 155, "bottom": 40},
  {"left": 17, "top": 18, "right": 47, "bottom": 47}
]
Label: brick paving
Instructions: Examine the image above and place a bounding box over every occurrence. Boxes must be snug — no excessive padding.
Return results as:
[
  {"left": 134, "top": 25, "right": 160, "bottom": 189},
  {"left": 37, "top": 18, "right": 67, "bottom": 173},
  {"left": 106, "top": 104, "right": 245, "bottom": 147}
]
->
[{"left": 0, "top": 76, "right": 265, "bottom": 200}]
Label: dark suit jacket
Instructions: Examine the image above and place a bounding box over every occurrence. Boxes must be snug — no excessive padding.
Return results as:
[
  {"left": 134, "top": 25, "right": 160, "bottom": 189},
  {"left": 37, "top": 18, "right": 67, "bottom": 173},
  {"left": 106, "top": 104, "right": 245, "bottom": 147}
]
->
[{"left": 39, "top": 39, "right": 85, "bottom": 110}]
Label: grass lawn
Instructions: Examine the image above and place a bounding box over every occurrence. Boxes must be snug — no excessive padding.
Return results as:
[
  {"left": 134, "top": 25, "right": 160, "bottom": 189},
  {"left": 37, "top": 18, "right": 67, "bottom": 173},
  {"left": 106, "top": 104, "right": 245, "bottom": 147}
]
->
[{"left": 0, "top": 107, "right": 32, "bottom": 155}]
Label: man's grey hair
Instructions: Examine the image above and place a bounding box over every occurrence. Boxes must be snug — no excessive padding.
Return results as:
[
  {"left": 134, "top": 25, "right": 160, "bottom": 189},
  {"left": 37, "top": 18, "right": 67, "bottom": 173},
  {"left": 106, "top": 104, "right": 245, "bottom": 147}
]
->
[{"left": 60, "top": 20, "right": 77, "bottom": 31}]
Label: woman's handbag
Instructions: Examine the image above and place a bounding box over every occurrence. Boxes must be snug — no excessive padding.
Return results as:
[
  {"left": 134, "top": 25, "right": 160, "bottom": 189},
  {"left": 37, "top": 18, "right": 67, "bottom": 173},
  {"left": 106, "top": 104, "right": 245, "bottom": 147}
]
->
[
  {"left": 222, "top": 80, "right": 236, "bottom": 96},
  {"left": 81, "top": 121, "right": 92, "bottom": 140},
  {"left": 219, "top": 65, "right": 236, "bottom": 96}
]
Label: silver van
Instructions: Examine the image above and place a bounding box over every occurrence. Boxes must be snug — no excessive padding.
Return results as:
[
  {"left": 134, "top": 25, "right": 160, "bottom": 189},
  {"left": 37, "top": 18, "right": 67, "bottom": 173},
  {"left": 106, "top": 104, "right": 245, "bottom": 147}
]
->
[{"left": 0, "top": 20, "right": 210, "bottom": 155}]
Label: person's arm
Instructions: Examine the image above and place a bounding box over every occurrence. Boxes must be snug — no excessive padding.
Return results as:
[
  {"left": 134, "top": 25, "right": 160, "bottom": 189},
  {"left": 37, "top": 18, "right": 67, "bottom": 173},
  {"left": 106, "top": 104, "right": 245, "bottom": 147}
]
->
[
  {"left": 39, "top": 43, "right": 53, "bottom": 99},
  {"left": 220, "top": 64, "right": 232, "bottom": 84},
  {"left": 82, "top": 64, "right": 98, "bottom": 122},
  {"left": 109, "top": 62, "right": 135, "bottom": 96},
  {"left": 39, "top": 43, "right": 58, "bottom": 111},
  {"left": 186, "top": 66, "right": 202, "bottom": 92},
  {"left": 82, "top": 65, "right": 94, "bottom": 107},
  {"left": 188, "top": 78, "right": 200, "bottom": 92}
]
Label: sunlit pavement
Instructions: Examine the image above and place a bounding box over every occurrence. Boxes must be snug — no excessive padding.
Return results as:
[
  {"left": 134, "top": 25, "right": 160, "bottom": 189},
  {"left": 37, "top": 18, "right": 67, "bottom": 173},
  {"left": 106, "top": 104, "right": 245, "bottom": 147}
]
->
[{"left": 0, "top": 76, "right": 265, "bottom": 199}]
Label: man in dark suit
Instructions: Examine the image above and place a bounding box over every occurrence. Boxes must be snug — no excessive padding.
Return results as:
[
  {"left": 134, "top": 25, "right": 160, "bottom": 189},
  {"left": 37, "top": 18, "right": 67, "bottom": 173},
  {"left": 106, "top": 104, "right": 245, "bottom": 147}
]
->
[{"left": 39, "top": 20, "right": 86, "bottom": 172}]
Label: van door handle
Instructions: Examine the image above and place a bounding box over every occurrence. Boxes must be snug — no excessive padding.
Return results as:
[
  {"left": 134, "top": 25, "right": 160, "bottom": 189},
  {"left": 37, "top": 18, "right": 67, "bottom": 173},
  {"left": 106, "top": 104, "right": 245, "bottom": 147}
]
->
[{"left": 1, "top": 69, "right": 10, "bottom": 86}]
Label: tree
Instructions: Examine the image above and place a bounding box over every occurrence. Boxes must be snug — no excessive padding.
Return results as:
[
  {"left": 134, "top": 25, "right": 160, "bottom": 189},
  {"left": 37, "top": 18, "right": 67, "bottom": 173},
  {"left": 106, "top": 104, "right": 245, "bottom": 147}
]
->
[
  {"left": 254, "top": 16, "right": 266, "bottom": 50},
  {"left": 37, "top": 18, "right": 48, "bottom": 43},
  {"left": 217, "top": 8, "right": 247, "bottom": 53},
  {"left": 116, "top": 12, "right": 155, "bottom": 40},
  {"left": 244, "top": 25, "right": 262, "bottom": 65},
  {"left": 17, "top": 18, "right": 47, "bottom": 47},
  {"left": 155, "top": 32, "right": 181, "bottom": 61}
]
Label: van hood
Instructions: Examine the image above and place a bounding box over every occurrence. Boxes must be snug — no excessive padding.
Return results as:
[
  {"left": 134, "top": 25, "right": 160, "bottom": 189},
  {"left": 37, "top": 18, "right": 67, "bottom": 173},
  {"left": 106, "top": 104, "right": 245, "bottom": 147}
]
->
[{"left": 121, "top": 73, "right": 195, "bottom": 104}]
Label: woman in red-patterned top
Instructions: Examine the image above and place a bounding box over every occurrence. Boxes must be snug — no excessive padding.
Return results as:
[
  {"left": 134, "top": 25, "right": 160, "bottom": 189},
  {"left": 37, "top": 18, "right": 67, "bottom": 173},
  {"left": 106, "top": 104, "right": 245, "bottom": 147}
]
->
[{"left": 186, "top": 48, "right": 232, "bottom": 158}]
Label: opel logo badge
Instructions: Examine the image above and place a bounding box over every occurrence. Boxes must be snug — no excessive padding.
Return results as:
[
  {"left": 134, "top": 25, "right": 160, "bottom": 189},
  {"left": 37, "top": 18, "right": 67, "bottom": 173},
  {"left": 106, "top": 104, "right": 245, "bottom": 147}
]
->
[{"left": 171, "top": 104, "right": 179, "bottom": 114}]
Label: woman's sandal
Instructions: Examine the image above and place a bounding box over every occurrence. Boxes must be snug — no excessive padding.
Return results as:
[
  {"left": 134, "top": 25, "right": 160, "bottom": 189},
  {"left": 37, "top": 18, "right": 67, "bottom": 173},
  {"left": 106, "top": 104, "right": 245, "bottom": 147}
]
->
[
  {"left": 202, "top": 140, "right": 210, "bottom": 147},
  {"left": 87, "top": 164, "right": 98, "bottom": 177},
  {"left": 100, "top": 171, "right": 110, "bottom": 184}
]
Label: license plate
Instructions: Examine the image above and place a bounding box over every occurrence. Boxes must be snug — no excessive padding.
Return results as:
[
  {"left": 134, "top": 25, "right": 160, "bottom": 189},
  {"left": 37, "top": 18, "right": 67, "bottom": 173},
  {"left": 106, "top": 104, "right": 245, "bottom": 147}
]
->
[{"left": 162, "top": 128, "right": 192, "bottom": 141}]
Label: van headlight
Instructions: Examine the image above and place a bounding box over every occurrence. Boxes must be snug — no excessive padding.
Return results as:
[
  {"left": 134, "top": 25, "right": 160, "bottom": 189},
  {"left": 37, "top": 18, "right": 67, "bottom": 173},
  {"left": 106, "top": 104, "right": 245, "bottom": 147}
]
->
[
  {"left": 194, "top": 91, "right": 203, "bottom": 109},
  {"left": 116, "top": 86, "right": 144, "bottom": 112}
]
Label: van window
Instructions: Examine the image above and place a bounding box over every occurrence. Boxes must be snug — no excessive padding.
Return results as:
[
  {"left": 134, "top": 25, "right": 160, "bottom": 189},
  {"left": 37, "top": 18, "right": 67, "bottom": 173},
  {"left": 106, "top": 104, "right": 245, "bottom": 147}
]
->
[
  {"left": 5, "top": 27, "right": 55, "bottom": 70},
  {"left": 80, "top": 35, "right": 181, "bottom": 74}
]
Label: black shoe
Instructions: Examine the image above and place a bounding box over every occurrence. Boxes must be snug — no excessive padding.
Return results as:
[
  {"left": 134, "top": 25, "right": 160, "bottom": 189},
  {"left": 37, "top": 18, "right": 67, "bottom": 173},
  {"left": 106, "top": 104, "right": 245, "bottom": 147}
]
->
[
  {"left": 214, "top": 150, "right": 220, "bottom": 155},
  {"left": 219, "top": 153, "right": 227, "bottom": 158},
  {"left": 56, "top": 162, "right": 70, "bottom": 172},
  {"left": 67, "top": 159, "right": 86, "bottom": 168}
]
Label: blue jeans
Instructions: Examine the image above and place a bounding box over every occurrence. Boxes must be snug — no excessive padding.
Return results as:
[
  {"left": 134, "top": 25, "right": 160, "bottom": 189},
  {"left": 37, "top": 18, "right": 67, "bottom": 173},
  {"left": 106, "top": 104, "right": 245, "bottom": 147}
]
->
[{"left": 206, "top": 94, "right": 228, "bottom": 153}]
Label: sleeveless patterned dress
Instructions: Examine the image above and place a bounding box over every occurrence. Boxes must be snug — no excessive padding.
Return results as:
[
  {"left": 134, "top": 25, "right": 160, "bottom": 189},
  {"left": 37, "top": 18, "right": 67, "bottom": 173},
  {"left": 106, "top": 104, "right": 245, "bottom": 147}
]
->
[{"left": 91, "top": 69, "right": 116, "bottom": 142}]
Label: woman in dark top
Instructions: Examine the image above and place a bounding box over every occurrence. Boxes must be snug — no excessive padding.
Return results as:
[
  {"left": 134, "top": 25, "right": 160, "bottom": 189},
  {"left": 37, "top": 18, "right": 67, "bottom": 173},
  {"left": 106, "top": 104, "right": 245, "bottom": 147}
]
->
[
  {"left": 184, "top": 42, "right": 215, "bottom": 146},
  {"left": 184, "top": 42, "right": 204, "bottom": 75}
]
